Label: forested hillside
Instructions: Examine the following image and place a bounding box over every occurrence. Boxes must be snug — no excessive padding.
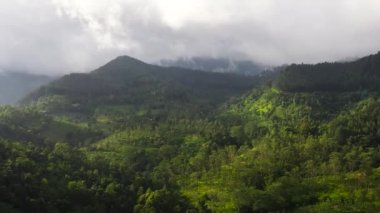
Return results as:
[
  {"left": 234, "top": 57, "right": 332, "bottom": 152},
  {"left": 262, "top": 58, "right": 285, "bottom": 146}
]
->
[{"left": 0, "top": 54, "right": 380, "bottom": 212}]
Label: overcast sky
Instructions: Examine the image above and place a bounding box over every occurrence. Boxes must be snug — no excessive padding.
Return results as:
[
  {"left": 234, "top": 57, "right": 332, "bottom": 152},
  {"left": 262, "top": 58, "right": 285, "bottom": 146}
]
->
[{"left": 1, "top": 0, "right": 380, "bottom": 75}]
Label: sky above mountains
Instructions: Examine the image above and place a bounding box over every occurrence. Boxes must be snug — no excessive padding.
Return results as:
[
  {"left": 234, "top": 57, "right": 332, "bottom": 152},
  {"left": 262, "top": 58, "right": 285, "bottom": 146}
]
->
[{"left": 1, "top": 0, "right": 380, "bottom": 74}]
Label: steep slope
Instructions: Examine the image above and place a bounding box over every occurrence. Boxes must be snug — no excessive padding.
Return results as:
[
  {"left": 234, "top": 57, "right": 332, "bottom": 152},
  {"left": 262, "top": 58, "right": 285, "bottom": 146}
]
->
[{"left": 0, "top": 71, "right": 53, "bottom": 105}]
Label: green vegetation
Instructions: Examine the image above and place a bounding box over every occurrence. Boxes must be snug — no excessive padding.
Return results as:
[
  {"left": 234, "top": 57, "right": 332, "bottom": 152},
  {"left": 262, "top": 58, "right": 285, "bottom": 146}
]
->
[{"left": 1, "top": 54, "right": 380, "bottom": 212}]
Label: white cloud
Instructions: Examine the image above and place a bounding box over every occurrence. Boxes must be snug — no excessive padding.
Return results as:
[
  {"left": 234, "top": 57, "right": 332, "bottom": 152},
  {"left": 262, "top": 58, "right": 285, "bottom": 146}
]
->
[{"left": 1, "top": 0, "right": 380, "bottom": 74}]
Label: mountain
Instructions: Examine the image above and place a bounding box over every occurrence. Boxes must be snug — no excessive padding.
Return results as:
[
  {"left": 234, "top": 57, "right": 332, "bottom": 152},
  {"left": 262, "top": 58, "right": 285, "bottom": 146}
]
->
[
  {"left": 0, "top": 71, "right": 54, "bottom": 105},
  {"left": 159, "top": 57, "right": 265, "bottom": 75},
  {"left": 21, "top": 55, "right": 267, "bottom": 131},
  {"left": 1, "top": 54, "right": 380, "bottom": 212}
]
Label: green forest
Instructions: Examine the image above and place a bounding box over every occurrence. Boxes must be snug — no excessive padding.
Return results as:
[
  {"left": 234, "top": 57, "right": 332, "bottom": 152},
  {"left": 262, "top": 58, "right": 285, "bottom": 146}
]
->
[{"left": 1, "top": 53, "right": 380, "bottom": 212}]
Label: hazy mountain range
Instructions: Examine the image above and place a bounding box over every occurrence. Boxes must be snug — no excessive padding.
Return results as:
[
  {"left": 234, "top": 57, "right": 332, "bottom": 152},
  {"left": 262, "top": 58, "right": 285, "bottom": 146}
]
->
[
  {"left": 0, "top": 57, "right": 267, "bottom": 105},
  {"left": 0, "top": 71, "right": 54, "bottom": 105}
]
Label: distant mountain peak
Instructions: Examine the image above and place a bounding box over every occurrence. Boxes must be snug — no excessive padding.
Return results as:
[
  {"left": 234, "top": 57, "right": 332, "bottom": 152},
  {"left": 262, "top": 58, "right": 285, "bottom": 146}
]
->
[
  {"left": 115, "top": 55, "right": 146, "bottom": 62},
  {"left": 93, "top": 55, "right": 153, "bottom": 77},
  {"left": 104, "top": 55, "right": 147, "bottom": 67}
]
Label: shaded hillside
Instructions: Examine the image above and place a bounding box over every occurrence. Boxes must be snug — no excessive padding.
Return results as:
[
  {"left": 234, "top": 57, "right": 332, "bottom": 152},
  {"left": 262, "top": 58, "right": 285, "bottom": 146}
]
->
[
  {"left": 274, "top": 52, "right": 380, "bottom": 92},
  {"left": 0, "top": 72, "right": 53, "bottom": 105}
]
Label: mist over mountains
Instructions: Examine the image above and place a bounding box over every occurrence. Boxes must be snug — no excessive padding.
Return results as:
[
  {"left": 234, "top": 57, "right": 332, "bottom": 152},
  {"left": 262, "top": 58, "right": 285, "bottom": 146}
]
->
[
  {"left": 0, "top": 71, "right": 54, "bottom": 105},
  {"left": 158, "top": 57, "right": 266, "bottom": 75}
]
